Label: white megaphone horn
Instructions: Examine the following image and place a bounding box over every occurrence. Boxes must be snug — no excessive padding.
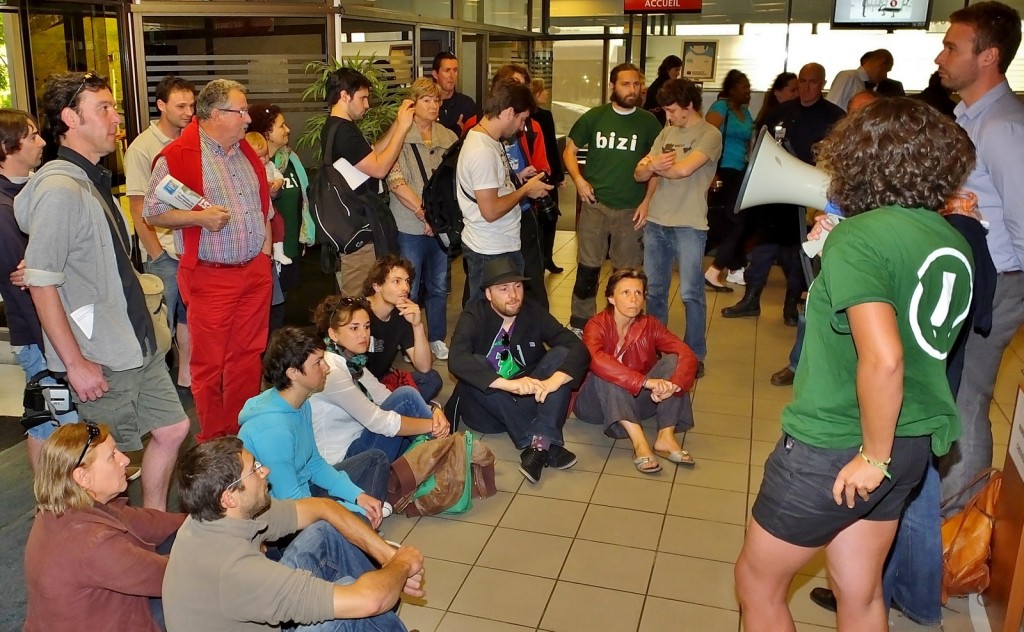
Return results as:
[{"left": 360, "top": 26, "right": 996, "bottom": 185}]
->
[{"left": 734, "top": 127, "right": 830, "bottom": 215}]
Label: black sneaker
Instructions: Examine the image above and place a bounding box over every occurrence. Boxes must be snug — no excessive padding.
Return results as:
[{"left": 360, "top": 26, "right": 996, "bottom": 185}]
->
[
  {"left": 546, "top": 444, "right": 578, "bottom": 470},
  {"left": 519, "top": 447, "right": 547, "bottom": 484},
  {"left": 696, "top": 361, "right": 706, "bottom": 379}
]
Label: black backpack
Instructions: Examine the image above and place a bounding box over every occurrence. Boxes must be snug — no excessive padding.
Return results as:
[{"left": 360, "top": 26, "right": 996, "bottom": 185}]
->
[
  {"left": 309, "top": 119, "right": 398, "bottom": 256},
  {"left": 413, "top": 139, "right": 468, "bottom": 256}
]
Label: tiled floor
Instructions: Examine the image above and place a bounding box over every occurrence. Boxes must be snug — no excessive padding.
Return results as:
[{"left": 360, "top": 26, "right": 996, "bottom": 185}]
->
[
  {"left": 385, "top": 230, "right": 1017, "bottom": 632},
  {"left": 2, "top": 229, "right": 1017, "bottom": 631}
]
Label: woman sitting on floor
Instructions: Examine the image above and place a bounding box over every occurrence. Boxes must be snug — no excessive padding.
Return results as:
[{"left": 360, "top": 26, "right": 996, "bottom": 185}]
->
[
  {"left": 573, "top": 268, "right": 700, "bottom": 472},
  {"left": 23, "top": 422, "right": 184, "bottom": 632},
  {"left": 310, "top": 294, "right": 451, "bottom": 466}
]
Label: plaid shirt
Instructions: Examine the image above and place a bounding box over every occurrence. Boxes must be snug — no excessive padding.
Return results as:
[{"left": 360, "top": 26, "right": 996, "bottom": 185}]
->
[{"left": 144, "top": 127, "right": 265, "bottom": 264}]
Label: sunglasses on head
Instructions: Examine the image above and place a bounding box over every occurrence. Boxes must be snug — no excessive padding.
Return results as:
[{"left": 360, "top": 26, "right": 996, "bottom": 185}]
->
[
  {"left": 66, "top": 71, "right": 99, "bottom": 111},
  {"left": 74, "top": 421, "right": 101, "bottom": 468}
]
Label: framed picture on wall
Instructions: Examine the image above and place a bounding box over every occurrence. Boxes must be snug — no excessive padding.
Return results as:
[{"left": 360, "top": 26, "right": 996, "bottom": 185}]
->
[{"left": 681, "top": 41, "right": 718, "bottom": 81}]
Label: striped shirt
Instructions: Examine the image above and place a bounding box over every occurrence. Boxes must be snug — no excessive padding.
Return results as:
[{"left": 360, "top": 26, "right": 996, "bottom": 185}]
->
[{"left": 144, "top": 127, "right": 265, "bottom": 264}]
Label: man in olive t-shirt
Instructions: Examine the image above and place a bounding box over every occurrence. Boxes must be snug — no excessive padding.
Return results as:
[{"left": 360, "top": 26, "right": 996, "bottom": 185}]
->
[
  {"left": 563, "top": 63, "right": 661, "bottom": 332},
  {"left": 634, "top": 79, "right": 722, "bottom": 372}
]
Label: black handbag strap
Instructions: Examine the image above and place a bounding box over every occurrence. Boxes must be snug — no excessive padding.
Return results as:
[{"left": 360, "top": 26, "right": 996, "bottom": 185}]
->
[{"left": 410, "top": 144, "right": 430, "bottom": 184}]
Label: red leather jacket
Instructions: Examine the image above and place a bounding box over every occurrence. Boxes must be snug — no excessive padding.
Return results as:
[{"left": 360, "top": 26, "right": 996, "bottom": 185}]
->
[{"left": 582, "top": 309, "right": 698, "bottom": 396}]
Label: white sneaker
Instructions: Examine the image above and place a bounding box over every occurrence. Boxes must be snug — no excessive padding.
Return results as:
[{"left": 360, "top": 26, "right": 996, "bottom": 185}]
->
[
  {"left": 726, "top": 268, "right": 746, "bottom": 285},
  {"left": 569, "top": 327, "right": 584, "bottom": 339},
  {"left": 430, "top": 340, "right": 449, "bottom": 360},
  {"left": 272, "top": 242, "right": 293, "bottom": 266}
]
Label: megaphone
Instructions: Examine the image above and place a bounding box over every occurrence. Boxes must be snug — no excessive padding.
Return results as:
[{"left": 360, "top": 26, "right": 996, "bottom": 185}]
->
[{"left": 734, "top": 126, "right": 830, "bottom": 214}]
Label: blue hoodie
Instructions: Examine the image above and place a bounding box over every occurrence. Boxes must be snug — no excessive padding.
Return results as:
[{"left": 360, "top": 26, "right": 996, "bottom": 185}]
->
[{"left": 238, "top": 388, "right": 365, "bottom": 515}]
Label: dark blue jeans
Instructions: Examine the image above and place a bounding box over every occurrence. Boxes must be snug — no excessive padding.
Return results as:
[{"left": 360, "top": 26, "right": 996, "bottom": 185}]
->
[
  {"left": 310, "top": 450, "right": 390, "bottom": 509},
  {"left": 280, "top": 521, "right": 407, "bottom": 631},
  {"left": 644, "top": 222, "right": 707, "bottom": 360},
  {"left": 411, "top": 369, "right": 443, "bottom": 403},
  {"left": 882, "top": 460, "right": 943, "bottom": 626},
  {"left": 397, "top": 232, "right": 449, "bottom": 343},
  {"left": 347, "top": 386, "right": 432, "bottom": 463}
]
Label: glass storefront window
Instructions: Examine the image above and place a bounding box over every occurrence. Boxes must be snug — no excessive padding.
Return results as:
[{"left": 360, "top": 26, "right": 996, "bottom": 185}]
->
[
  {"left": 0, "top": 13, "right": 14, "bottom": 108},
  {"left": 344, "top": 0, "right": 452, "bottom": 21}
]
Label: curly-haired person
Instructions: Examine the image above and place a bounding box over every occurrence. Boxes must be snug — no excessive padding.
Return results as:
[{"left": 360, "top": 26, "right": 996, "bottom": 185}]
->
[{"left": 735, "top": 97, "right": 977, "bottom": 632}]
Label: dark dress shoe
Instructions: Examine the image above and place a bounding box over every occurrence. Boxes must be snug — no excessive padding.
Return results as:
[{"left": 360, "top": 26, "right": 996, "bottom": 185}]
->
[
  {"left": 770, "top": 366, "right": 795, "bottom": 386},
  {"left": 696, "top": 361, "right": 705, "bottom": 379},
  {"left": 809, "top": 587, "right": 837, "bottom": 613},
  {"left": 545, "top": 262, "right": 564, "bottom": 274}
]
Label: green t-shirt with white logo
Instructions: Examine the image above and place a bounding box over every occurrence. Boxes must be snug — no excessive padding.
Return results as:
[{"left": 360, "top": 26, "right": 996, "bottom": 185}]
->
[
  {"left": 782, "top": 206, "right": 974, "bottom": 456},
  {"left": 568, "top": 103, "right": 662, "bottom": 210}
]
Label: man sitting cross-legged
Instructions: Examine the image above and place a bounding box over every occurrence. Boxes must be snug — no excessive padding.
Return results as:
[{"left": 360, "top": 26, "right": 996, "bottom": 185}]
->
[
  {"left": 163, "top": 437, "right": 423, "bottom": 632},
  {"left": 445, "top": 257, "right": 590, "bottom": 483}
]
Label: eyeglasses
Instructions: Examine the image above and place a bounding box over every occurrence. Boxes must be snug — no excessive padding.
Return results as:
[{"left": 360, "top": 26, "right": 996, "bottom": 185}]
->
[
  {"left": 66, "top": 71, "right": 99, "bottom": 111},
  {"left": 227, "top": 460, "right": 264, "bottom": 490},
  {"left": 218, "top": 108, "right": 249, "bottom": 117},
  {"left": 74, "top": 421, "right": 101, "bottom": 468}
]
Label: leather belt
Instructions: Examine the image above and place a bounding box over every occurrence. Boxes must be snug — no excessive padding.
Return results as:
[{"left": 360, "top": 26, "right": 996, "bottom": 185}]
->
[{"left": 196, "top": 258, "right": 254, "bottom": 269}]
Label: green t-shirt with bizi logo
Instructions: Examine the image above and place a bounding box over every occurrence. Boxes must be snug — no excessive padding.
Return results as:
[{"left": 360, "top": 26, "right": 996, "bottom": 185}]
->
[
  {"left": 567, "top": 103, "right": 662, "bottom": 210},
  {"left": 782, "top": 206, "right": 974, "bottom": 457}
]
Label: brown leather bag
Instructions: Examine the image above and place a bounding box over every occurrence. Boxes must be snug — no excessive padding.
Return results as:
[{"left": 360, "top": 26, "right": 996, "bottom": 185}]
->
[
  {"left": 940, "top": 468, "right": 1002, "bottom": 603},
  {"left": 387, "top": 432, "right": 496, "bottom": 517}
]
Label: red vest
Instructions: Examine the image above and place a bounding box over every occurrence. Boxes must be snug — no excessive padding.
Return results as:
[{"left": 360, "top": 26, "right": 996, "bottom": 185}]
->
[{"left": 155, "top": 118, "right": 270, "bottom": 269}]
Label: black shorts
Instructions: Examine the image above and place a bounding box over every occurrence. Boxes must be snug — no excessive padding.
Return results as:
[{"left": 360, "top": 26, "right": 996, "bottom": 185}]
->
[{"left": 751, "top": 433, "right": 931, "bottom": 548}]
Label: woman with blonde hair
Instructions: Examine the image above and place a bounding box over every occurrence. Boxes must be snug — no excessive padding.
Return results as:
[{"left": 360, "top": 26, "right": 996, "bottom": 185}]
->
[
  {"left": 387, "top": 77, "right": 460, "bottom": 360},
  {"left": 24, "top": 422, "right": 184, "bottom": 631}
]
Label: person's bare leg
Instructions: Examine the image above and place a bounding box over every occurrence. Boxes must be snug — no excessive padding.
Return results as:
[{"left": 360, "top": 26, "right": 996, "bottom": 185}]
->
[
  {"left": 26, "top": 436, "right": 43, "bottom": 473},
  {"left": 141, "top": 418, "right": 190, "bottom": 510},
  {"left": 176, "top": 323, "right": 192, "bottom": 388},
  {"left": 825, "top": 518, "right": 898, "bottom": 632},
  {"left": 652, "top": 426, "right": 684, "bottom": 454},
  {"left": 619, "top": 419, "right": 661, "bottom": 471},
  {"left": 736, "top": 518, "right": 821, "bottom": 632}
]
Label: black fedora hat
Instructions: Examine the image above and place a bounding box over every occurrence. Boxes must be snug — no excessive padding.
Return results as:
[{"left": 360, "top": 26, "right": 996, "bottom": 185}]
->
[{"left": 480, "top": 257, "right": 530, "bottom": 289}]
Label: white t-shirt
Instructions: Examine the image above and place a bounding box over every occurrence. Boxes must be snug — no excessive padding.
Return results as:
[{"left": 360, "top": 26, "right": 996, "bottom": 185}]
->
[
  {"left": 456, "top": 128, "right": 521, "bottom": 255},
  {"left": 125, "top": 122, "right": 178, "bottom": 259}
]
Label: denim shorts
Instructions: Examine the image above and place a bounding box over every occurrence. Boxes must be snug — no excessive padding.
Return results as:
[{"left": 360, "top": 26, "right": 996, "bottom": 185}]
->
[{"left": 752, "top": 433, "right": 931, "bottom": 548}]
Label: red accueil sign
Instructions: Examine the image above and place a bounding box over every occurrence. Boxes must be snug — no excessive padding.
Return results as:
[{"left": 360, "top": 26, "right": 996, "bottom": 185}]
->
[{"left": 624, "top": 0, "right": 701, "bottom": 13}]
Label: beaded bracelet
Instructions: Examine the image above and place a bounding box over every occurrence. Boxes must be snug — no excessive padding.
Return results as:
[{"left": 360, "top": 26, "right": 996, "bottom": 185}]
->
[{"left": 858, "top": 445, "right": 892, "bottom": 480}]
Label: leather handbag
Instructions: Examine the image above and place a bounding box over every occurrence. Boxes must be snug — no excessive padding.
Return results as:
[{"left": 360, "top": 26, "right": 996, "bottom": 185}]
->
[
  {"left": 940, "top": 468, "right": 1002, "bottom": 603},
  {"left": 386, "top": 432, "right": 496, "bottom": 517}
]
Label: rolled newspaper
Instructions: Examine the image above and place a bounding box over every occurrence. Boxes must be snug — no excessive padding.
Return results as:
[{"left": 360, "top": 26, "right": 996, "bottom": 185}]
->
[{"left": 155, "top": 174, "right": 213, "bottom": 211}]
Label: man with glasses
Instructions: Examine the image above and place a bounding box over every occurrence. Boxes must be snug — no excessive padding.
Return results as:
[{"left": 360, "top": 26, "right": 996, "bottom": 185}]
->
[
  {"left": 164, "top": 436, "right": 423, "bottom": 632},
  {"left": 15, "top": 72, "right": 190, "bottom": 510},
  {"left": 446, "top": 257, "right": 589, "bottom": 483},
  {"left": 125, "top": 75, "right": 195, "bottom": 391},
  {"left": 145, "top": 78, "right": 273, "bottom": 442}
]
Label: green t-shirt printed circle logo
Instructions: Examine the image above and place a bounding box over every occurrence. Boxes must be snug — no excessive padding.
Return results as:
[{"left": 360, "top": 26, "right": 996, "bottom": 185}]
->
[{"left": 909, "top": 247, "right": 974, "bottom": 361}]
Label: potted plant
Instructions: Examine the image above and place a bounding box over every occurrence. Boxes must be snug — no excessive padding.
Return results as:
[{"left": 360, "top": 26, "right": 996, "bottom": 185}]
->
[{"left": 297, "top": 55, "right": 403, "bottom": 161}]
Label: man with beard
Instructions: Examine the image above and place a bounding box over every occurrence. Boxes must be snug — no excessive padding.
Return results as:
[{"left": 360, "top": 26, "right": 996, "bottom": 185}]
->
[
  {"left": 445, "top": 258, "right": 590, "bottom": 483},
  {"left": 456, "top": 78, "right": 552, "bottom": 304},
  {"left": 564, "top": 63, "right": 662, "bottom": 338},
  {"left": 432, "top": 51, "right": 478, "bottom": 136},
  {"left": 164, "top": 436, "right": 423, "bottom": 632},
  {"left": 238, "top": 327, "right": 390, "bottom": 528}
]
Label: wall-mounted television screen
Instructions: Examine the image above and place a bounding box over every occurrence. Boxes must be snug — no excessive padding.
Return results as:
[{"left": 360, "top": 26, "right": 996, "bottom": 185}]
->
[{"left": 832, "top": 0, "right": 932, "bottom": 29}]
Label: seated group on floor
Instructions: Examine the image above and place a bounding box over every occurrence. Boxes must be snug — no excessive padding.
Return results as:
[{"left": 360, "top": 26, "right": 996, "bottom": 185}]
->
[{"left": 21, "top": 253, "right": 700, "bottom": 632}]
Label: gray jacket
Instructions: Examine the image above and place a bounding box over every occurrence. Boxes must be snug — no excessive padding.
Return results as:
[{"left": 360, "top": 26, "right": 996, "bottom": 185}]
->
[{"left": 14, "top": 159, "right": 143, "bottom": 371}]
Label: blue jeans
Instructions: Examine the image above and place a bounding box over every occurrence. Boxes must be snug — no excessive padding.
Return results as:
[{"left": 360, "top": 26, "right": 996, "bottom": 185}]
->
[
  {"left": 347, "top": 386, "right": 432, "bottom": 463},
  {"left": 311, "top": 449, "right": 391, "bottom": 511},
  {"left": 398, "top": 232, "right": 449, "bottom": 343},
  {"left": 463, "top": 247, "right": 524, "bottom": 305},
  {"left": 883, "top": 460, "right": 943, "bottom": 626},
  {"left": 14, "top": 343, "right": 80, "bottom": 440},
  {"left": 144, "top": 251, "right": 185, "bottom": 327},
  {"left": 280, "top": 521, "right": 406, "bottom": 631},
  {"left": 643, "top": 223, "right": 707, "bottom": 360}
]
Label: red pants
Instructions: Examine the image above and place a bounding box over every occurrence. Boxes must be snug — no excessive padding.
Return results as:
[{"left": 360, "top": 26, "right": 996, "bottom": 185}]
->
[{"left": 179, "top": 255, "right": 271, "bottom": 441}]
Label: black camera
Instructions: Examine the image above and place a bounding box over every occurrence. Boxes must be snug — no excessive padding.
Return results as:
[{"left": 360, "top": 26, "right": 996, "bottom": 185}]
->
[{"left": 533, "top": 174, "right": 559, "bottom": 219}]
